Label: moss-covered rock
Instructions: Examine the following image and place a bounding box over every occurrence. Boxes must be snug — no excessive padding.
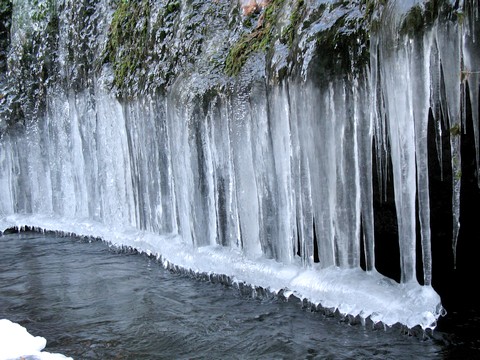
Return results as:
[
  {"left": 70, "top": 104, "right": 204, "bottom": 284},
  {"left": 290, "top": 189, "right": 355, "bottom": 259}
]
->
[
  {"left": 0, "top": 0, "right": 12, "bottom": 74},
  {"left": 225, "top": 0, "right": 381, "bottom": 79},
  {"left": 225, "top": 0, "right": 284, "bottom": 77},
  {"left": 280, "top": 0, "right": 305, "bottom": 48},
  {"left": 104, "top": 0, "right": 152, "bottom": 93},
  {"left": 1, "top": 0, "right": 59, "bottom": 128},
  {"left": 103, "top": 0, "right": 212, "bottom": 97},
  {"left": 0, "top": 0, "right": 470, "bottom": 130}
]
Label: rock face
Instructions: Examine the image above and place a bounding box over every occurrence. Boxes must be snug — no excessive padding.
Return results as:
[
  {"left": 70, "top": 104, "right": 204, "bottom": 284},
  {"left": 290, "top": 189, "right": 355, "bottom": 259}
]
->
[{"left": 0, "top": 0, "right": 479, "bottom": 324}]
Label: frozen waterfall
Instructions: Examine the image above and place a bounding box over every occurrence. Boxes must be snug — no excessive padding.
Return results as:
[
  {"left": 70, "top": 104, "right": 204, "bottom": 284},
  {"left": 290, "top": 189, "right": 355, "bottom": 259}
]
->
[{"left": 1, "top": 0, "right": 479, "bottom": 331}]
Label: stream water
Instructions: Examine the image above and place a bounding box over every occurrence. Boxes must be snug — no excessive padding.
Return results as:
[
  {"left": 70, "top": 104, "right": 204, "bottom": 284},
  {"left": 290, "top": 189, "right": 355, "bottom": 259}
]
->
[{"left": 0, "top": 231, "right": 478, "bottom": 359}]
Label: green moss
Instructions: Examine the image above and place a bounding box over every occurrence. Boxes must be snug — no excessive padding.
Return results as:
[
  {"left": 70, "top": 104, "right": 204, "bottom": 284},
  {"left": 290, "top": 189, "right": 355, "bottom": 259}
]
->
[
  {"left": 1, "top": 0, "right": 60, "bottom": 124},
  {"left": 225, "top": 0, "right": 283, "bottom": 76},
  {"left": 0, "top": 0, "right": 12, "bottom": 68},
  {"left": 166, "top": 1, "right": 180, "bottom": 15},
  {"left": 402, "top": 5, "right": 424, "bottom": 36},
  {"left": 225, "top": 31, "right": 262, "bottom": 76},
  {"left": 225, "top": 0, "right": 388, "bottom": 78},
  {"left": 364, "top": 0, "right": 388, "bottom": 33},
  {"left": 450, "top": 124, "right": 461, "bottom": 136},
  {"left": 364, "top": 0, "right": 375, "bottom": 17},
  {"left": 103, "top": 0, "right": 185, "bottom": 93},
  {"left": 455, "top": 170, "right": 462, "bottom": 181},
  {"left": 281, "top": 0, "right": 305, "bottom": 47},
  {"left": 31, "top": 1, "right": 51, "bottom": 22},
  {"left": 0, "top": 0, "right": 12, "bottom": 15},
  {"left": 362, "top": 0, "right": 387, "bottom": 17},
  {"left": 104, "top": 0, "right": 151, "bottom": 90}
]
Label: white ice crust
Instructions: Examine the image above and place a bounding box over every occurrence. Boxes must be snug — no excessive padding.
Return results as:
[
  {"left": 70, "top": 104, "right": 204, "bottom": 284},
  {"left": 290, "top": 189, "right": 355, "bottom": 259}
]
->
[
  {"left": 0, "top": 319, "right": 73, "bottom": 360},
  {"left": 0, "top": 214, "right": 444, "bottom": 331}
]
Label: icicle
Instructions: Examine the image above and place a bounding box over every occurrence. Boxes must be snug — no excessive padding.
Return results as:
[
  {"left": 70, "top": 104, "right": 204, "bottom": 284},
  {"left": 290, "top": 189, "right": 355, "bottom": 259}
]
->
[
  {"left": 227, "top": 92, "right": 263, "bottom": 258},
  {"left": 289, "top": 83, "right": 315, "bottom": 266},
  {"left": 430, "top": 40, "right": 445, "bottom": 180},
  {"left": 467, "top": 74, "right": 480, "bottom": 188},
  {"left": 356, "top": 72, "right": 375, "bottom": 272},
  {"left": 336, "top": 77, "right": 361, "bottom": 269},
  {"left": 166, "top": 94, "right": 194, "bottom": 247},
  {"left": 0, "top": 137, "right": 15, "bottom": 216},
  {"left": 379, "top": 30, "right": 417, "bottom": 283},
  {"left": 412, "top": 31, "right": 433, "bottom": 285},
  {"left": 310, "top": 83, "right": 336, "bottom": 269},
  {"left": 269, "top": 85, "right": 296, "bottom": 264},
  {"left": 370, "top": 37, "right": 390, "bottom": 203},
  {"left": 436, "top": 20, "right": 462, "bottom": 267},
  {"left": 463, "top": 0, "right": 480, "bottom": 188}
]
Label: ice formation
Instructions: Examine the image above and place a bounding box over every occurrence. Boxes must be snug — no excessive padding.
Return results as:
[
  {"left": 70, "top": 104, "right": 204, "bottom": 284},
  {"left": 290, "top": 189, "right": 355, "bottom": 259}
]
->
[
  {"left": 0, "top": 0, "right": 478, "bottom": 331},
  {"left": 0, "top": 319, "right": 73, "bottom": 360}
]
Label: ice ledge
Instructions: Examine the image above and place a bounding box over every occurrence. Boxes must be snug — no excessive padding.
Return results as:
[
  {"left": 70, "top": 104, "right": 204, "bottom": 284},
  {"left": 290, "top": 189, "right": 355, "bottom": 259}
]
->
[{"left": 0, "top": 214, "right": 444, "bottom": 331}]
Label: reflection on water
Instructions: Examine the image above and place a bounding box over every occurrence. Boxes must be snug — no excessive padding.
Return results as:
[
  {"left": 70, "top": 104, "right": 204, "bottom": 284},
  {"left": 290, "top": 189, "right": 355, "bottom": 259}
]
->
[{"left": 0, "top": 231, "right": 477, "bottom": 359}]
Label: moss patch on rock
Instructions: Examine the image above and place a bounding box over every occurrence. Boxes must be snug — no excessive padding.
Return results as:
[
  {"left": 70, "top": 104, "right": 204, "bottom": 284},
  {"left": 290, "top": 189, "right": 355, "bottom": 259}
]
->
[
  {"left": 104, "top": 0, "right": 151, "bottom": 91},
  {"left": 280, "top": 0, "right": 305, "bottom": 47},
  {"left": 0, "top": 0, "right": 12, "bottom": 74},
  {"left": 225, "top": 0, "right": 382, "bottom": 78},
  {"left": 225, "top": 0, "right": 283, "bottom": 77},
  {"left": 0, "top": 0, "right": 60, "bottom": 129}
]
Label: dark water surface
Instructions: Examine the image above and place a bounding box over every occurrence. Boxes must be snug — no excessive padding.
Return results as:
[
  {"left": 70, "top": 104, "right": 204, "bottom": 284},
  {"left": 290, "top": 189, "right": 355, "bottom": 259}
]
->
[{"left": 0, "top": 232, "right": 478, "bottom": 359}]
